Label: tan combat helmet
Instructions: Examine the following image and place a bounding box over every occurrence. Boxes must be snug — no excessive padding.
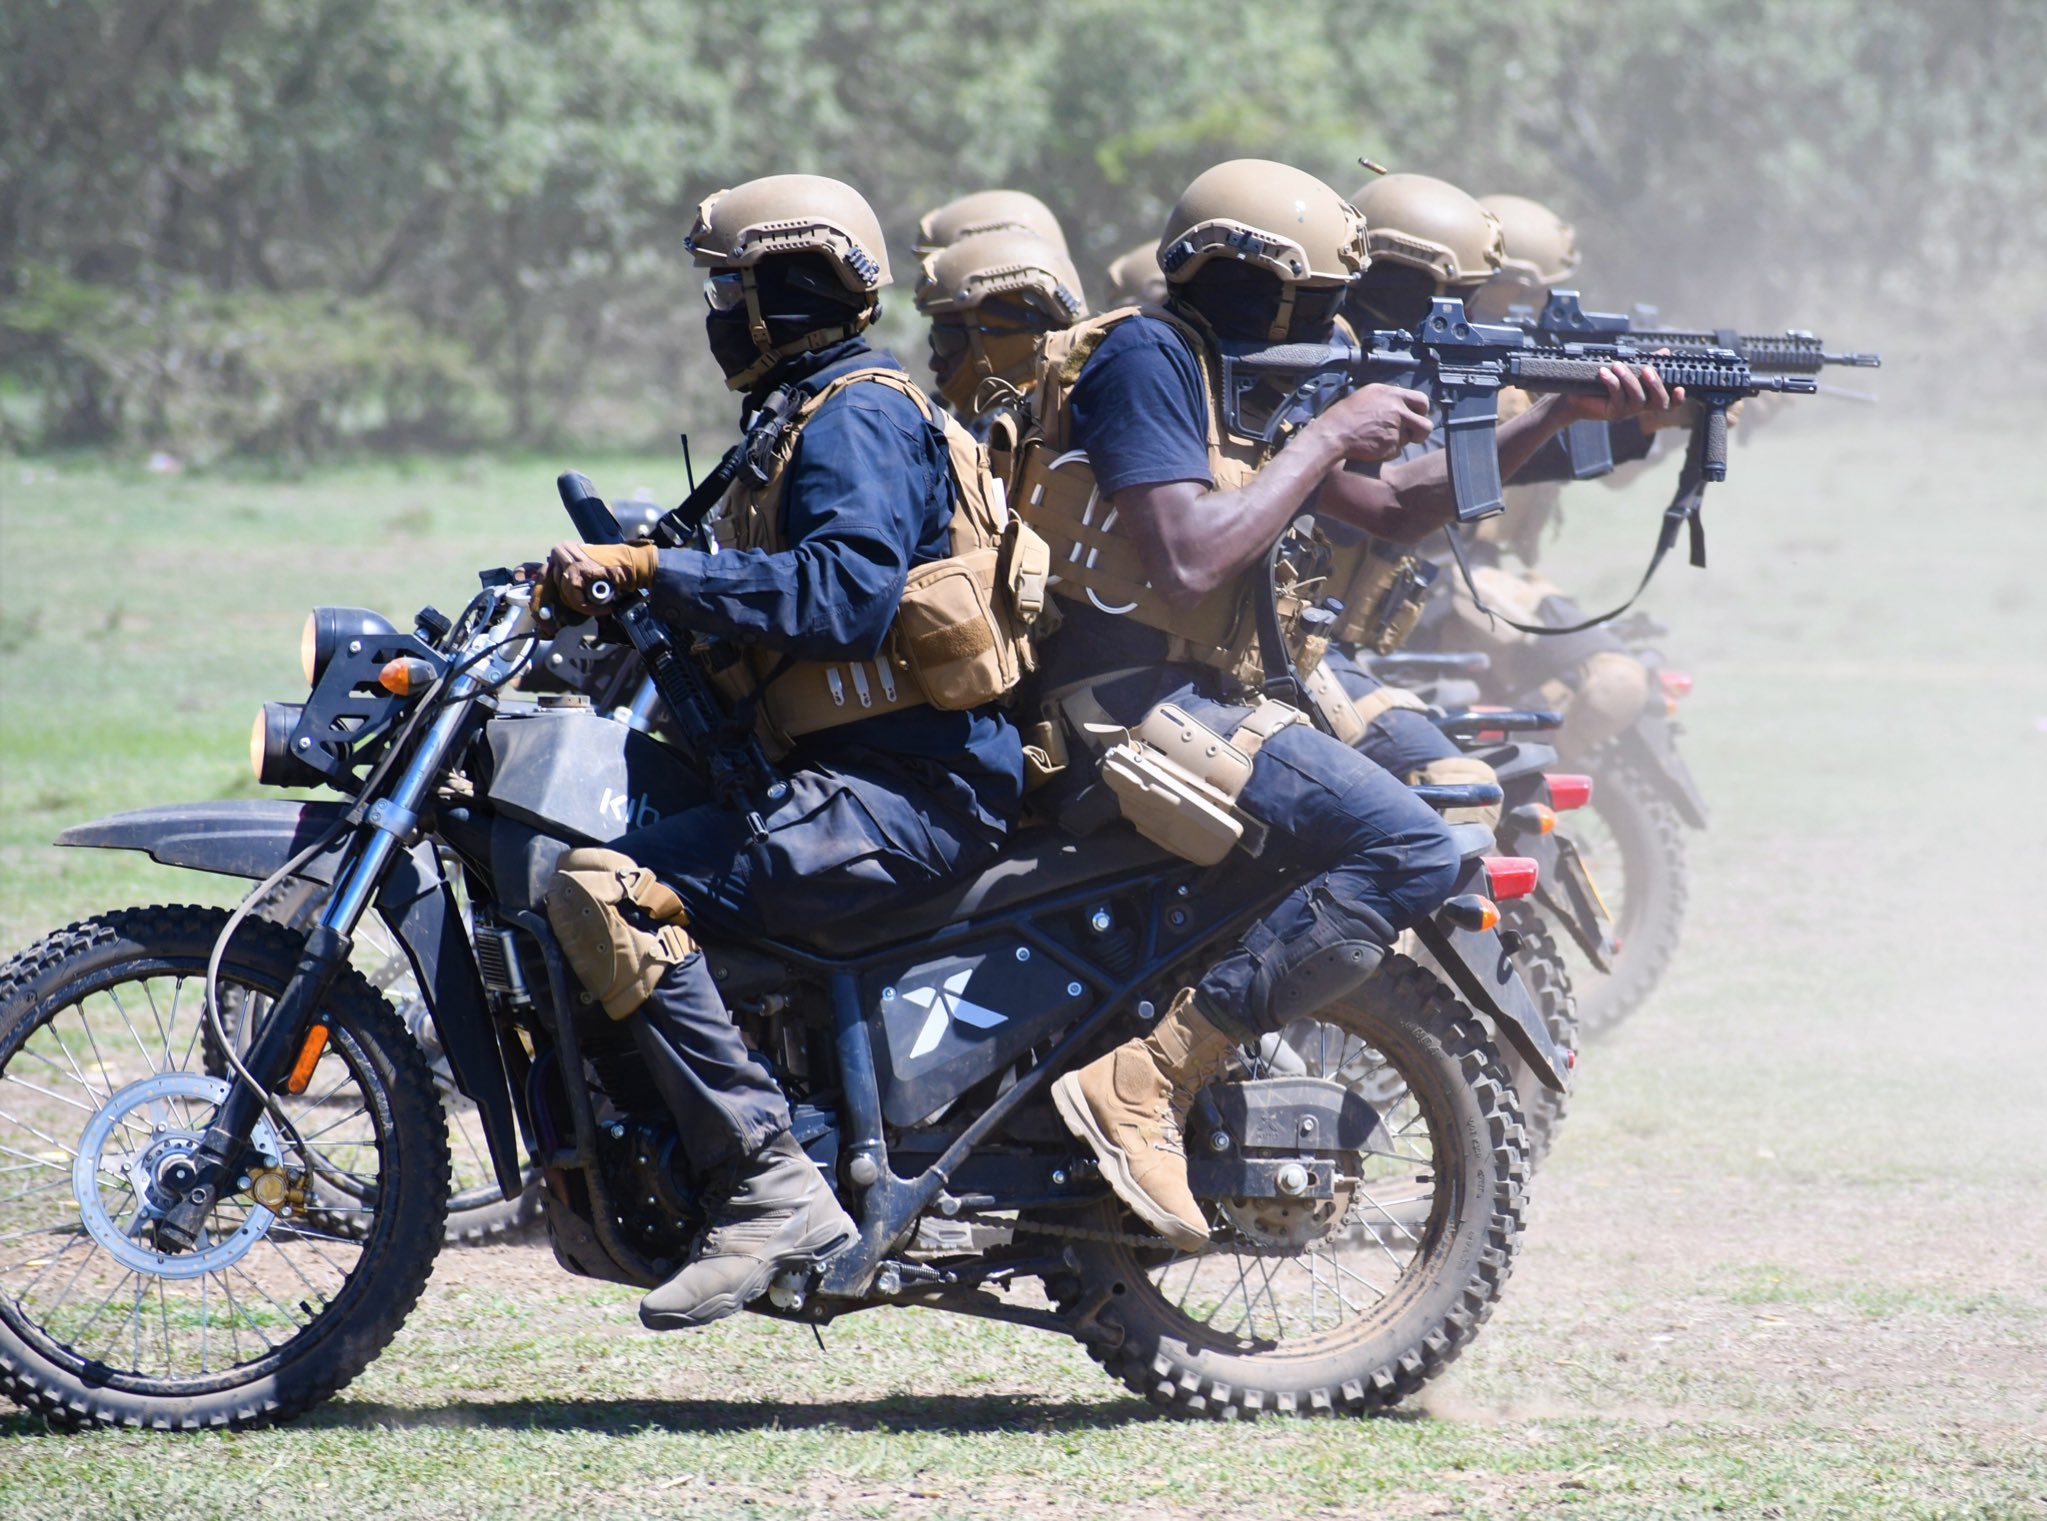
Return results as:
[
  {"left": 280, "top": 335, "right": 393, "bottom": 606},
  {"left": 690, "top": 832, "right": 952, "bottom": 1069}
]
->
[
  {"left": 1477, "top": 193, "right": 1580, "bottom": 288},
  {"left": 1160, "top": 159, "right": 1368, "bottom": 341},
  {"left": 914, "top": 190, "right": 1071, "bottom": 255},
  {"left": 686, "top": 173, "right": 892, "bottom": 389},
  {"left": 1103, "top": 240, "right": 1168, "bottom": 307},
  {"left": 1350, "top": 173, "right": 1504, "bottom": 289},
  {"left": 915, "top": 230, "right": 1087, "bottom": 412}
]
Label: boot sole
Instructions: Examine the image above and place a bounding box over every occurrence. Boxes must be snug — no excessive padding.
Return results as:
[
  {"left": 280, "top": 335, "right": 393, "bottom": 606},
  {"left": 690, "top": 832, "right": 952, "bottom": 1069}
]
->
[
  {"left": 639, "top": 1222, "right": 856, "bottom": 1331},
  {"left": 1050, "top": 1072, "right": 1210, "bottom": 1254}
]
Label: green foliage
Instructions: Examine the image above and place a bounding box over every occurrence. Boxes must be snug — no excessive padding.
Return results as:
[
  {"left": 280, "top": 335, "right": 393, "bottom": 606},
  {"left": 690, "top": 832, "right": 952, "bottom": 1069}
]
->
[{"left": 2, "top": 0, "right": 2039, "bottom": 456}]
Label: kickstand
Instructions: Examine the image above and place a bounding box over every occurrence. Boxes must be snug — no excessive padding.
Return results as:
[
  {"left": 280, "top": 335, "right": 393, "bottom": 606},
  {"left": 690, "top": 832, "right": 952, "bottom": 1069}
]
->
[{"left": 809, "top": 1324, "right": 827, "bottom": 1354}]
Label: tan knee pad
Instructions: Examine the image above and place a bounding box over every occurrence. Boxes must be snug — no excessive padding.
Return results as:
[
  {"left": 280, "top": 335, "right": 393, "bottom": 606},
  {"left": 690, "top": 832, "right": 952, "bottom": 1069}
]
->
[
  {"left": 1407, "top": 755, "right": 1501, "bottom": 828},
  {"left": 1560, "top": 651, "right": 1651, "bottom": 757},
  {"left": 544, "top": 847, "right": 694, "bottom": 1020}
]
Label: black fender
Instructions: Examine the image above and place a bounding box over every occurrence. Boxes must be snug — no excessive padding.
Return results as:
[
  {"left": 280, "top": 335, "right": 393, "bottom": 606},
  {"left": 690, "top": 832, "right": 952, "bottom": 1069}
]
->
[
  {"left": 55, "top": 801, "right": 523, "bottom": 1200},
  {"left": 1615, "top": 711, "right": 1709, "bottom": 829},
  {"left": 1532, "top": 830, "right": 1617, "bottom": 971},
  {"left": 1414, "top": 859, "right": 1569, "bottom": 1093}
]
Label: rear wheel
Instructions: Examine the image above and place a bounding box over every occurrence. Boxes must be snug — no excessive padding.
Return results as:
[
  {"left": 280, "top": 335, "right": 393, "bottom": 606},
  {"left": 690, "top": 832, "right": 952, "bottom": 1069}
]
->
[
  {"left": 1500, "top": 900, "right": 1577, "bottom": 1170},
  {"left": 0, "top": 906, "right": 447, "bottom": 1430},
  {"left": 1563, "top": 752, "right": 1688, "bottom": 1038},
  {"left": 1053, "top": 957, "right": 1526, "bottom": 1418}
]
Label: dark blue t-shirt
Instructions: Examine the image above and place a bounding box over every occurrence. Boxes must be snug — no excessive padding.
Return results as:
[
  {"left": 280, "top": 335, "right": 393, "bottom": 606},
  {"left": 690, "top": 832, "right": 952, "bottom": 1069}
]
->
[
  {"left": 1040, "top": 317, "right": 1218, "bottom": 703},
  {"left": 649, "top": 343, "right": 1022, "bottom": 830}
]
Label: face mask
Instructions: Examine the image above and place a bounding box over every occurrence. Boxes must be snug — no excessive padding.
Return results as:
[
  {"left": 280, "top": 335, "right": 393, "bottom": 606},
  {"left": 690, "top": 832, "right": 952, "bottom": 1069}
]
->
[
  {"left": 705, "top": 306, "right": 767, "bottom": 383},
  {"left": 1347, "top": 265, "right": 1441, "bottom": 333}
]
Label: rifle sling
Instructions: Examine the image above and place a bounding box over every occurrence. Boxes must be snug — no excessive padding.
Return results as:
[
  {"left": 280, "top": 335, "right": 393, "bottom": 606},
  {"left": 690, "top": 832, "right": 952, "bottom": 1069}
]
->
[{"left": 1444, "top": 420, "right": 1709, "bottom": 638}]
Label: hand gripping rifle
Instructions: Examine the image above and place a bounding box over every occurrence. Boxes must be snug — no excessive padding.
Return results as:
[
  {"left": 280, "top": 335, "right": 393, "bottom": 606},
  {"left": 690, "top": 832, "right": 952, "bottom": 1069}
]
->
[
  {"left": 1507, "top": 290, "right": 1881, "bottom": 477},
  {"left": 1364, "top": 298, "right": 1819, "bottom": 634}
]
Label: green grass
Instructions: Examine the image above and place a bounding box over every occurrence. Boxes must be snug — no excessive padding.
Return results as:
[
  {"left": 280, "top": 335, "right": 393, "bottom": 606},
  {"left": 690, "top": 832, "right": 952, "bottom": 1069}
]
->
[{"left": 3, "top": 411, "right": 2045, "bottom": 1519}]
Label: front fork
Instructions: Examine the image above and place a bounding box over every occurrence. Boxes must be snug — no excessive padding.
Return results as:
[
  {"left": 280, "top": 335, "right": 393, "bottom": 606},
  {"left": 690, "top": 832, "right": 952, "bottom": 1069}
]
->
[{"left": 153, "top": 690, "right": 483, "bottom": 1249}]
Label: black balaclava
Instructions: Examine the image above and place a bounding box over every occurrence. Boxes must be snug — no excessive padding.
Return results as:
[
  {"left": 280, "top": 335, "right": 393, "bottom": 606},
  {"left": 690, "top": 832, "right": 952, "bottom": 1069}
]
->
[
  {"left": 1344, "top": 263, "right": 1441, "bottom": 332},
  {"left": 1169, "top": 262, "right": 1347, "bottom": 346},
  {"left": 705, "top": 253, "right": 874, "bottom": 389}
]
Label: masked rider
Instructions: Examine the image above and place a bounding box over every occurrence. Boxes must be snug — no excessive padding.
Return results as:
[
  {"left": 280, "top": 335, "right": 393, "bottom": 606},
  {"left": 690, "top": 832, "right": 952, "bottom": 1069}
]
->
[
  {"left": 1449, "top": 192, "right": 1679, "bottom": 761},
  {"left": 914, "top": 229, "right": 1088, "bottom": 429},
  {"left": 1308, "top": 173, "right": 1520, "bottom": 817},
  {"left": 1018, "top": 160, "right": 1674, "bottom": 1251},
  {"left": 537, "top": 175, "right": 1025, "bottom": 1330}
]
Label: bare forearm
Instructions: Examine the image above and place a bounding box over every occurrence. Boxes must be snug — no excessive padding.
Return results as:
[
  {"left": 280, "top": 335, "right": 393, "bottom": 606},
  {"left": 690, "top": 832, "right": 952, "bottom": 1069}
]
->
[
  {"left": 1320, "top": 393, "right": 1578, "bottom": 544},
  {"left": 1125, "top": 431, "right": 1345, "bottom": 604}
]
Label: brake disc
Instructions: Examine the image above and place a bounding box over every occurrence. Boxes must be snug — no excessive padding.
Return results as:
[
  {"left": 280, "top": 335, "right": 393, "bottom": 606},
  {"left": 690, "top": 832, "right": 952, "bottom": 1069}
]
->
[{"left": 72, "top": 1072, "right": 286, "bottom": 1280}]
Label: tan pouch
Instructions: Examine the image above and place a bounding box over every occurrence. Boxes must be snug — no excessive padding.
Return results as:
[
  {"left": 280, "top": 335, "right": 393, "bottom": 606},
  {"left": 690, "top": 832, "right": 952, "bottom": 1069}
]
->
[
  {"left": 544, "top": 847, "right": 695, "bottom": 1020},
  {"left": 1021, "top": 717, "right": 1069, "bottom": 792},
  {"left": 896, "top": 546, "right": 1015, "bottom": 709},
  {"left": 1304, "top": 662, "right": 1366, "bottom": 745}
]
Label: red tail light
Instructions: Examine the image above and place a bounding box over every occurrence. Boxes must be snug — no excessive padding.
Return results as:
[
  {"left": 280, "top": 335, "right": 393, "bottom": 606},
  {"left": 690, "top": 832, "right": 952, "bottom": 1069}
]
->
[
  {"left": 1545, "top": 773, "right": 1593, "bottom": 811},
  {"left": 1483, "top": 856, "right": 1539, "bottom": 900},
  {"left": 1658, "top": 670, "right": 1693, "bottom": 699}
]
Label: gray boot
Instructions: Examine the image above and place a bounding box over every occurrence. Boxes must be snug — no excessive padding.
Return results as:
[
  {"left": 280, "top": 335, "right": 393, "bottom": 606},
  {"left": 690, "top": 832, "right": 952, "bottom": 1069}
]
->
[{"left": 639, "top": 1131, "right": 856, "bottom": 1330}]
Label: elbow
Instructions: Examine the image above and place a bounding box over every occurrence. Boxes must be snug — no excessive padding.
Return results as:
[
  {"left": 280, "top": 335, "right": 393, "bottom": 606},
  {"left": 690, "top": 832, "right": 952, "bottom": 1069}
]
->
[{"left": 1155, "top": 560, "right": 1223, "bottom": 610}]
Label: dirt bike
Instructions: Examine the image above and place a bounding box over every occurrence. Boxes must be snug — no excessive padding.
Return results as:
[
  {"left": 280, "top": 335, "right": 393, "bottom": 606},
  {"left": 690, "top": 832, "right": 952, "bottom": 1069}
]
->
[{"left": 0, "top": 472, "right": 1565, "bottom": 1430}]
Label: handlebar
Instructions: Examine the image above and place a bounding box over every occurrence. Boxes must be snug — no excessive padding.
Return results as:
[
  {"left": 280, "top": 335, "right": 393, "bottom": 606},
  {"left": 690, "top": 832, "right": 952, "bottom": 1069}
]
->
[{"left": 558, "top": 472, "right": 625, "bottom": 546}]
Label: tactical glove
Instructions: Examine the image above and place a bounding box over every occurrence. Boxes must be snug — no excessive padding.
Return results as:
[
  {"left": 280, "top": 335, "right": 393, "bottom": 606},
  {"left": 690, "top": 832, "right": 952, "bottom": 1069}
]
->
[{"left": 542, "top": 541, "right": 659, "bottom": 619}]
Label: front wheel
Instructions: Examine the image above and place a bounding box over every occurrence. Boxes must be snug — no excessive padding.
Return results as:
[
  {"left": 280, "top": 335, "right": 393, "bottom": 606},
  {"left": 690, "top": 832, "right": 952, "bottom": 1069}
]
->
[
  {"left": 1053, "top": 957, "right": 1526, "bottom": 1418},
  {"left": 0, "top": 906, "right": 448, "bottom": 1430}
]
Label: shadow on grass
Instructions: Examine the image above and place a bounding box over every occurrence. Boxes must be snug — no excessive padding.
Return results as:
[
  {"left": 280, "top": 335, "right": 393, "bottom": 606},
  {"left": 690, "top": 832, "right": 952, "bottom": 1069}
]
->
[{"left": 305, "top": 1391, "right": 1158, "bottom": 1436}]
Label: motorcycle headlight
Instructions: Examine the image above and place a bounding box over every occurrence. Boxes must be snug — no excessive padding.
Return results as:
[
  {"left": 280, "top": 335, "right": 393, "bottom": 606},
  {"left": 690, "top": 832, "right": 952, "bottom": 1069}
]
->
[
  {"left": 301, "top": 606, "right": 398, "bottom": 687},
  {"left": 249, "top": 702, "right": 323, "bottom": 787}
]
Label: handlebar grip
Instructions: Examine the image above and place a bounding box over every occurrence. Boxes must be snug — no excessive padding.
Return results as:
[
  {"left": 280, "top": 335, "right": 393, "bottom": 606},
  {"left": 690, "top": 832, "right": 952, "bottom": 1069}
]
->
[
  {"left": 556, "top": 470, "right": 626, "bottom": 546},
  {"left": 1702, "top": 406, "right": 1729, "bottom": 483}
]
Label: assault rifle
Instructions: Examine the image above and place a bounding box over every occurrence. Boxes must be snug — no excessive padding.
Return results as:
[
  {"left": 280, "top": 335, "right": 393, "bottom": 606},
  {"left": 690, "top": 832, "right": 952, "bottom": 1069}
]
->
[
  {"left": 1220, "top": 297, "right": 1819, "bottom": 638},
  {"left": 1507, "top": 290, "right": 1881, "bottom": 478}
]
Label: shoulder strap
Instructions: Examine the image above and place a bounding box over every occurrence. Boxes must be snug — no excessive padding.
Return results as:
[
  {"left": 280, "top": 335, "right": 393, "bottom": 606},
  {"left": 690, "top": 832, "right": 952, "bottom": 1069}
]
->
[{"left": 1443, "top": 423, "right": 1710, "bottom": 637}]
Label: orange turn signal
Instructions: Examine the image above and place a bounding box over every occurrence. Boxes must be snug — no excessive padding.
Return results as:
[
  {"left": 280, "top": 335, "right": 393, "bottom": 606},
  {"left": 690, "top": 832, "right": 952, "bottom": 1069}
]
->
[
  {"left": 1438, "top": 894, "right": 1500, "bottom": 932},
  {"left": 285, "top": 1024, "right": 330, "bottom": 1094},
  {"left": 377, "top": 657, "right": 436, "bottom": 696}
]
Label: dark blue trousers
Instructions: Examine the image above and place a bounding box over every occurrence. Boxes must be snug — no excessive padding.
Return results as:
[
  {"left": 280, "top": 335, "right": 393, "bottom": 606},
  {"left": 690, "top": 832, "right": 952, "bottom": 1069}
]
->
[{"left": 617, "top": 759, "right": 1002, "bottom": 1175}]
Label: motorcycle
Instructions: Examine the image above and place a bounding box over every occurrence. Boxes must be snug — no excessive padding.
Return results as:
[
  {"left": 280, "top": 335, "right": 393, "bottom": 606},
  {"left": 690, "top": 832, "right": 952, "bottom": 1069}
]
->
[{"left": 0, "top": 473, "right": 1564, "bottom": 1429}]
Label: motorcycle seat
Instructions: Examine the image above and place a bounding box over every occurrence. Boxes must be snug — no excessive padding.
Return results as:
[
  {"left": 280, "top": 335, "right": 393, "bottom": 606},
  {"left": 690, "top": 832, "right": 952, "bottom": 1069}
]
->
[{"left": 788, "top": 823, "right": 1179, "bottom": 957}]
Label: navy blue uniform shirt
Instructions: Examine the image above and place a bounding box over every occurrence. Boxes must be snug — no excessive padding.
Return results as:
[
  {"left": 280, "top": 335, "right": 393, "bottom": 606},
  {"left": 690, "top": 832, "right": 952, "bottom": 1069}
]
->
[{"left": 646, "top": 341, "right": 1023, "bottom": 830}]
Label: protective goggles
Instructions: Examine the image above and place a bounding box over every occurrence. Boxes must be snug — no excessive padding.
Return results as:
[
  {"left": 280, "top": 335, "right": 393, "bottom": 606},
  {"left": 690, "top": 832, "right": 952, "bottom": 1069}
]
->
[{"left": 703, "top": 270, "right": 750, "bottom": 313}]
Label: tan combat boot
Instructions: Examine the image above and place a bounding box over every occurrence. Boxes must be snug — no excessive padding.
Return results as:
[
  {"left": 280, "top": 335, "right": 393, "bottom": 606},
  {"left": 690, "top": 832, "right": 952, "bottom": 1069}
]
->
[{"left": 1050, "top": 989, "right": 1238, "bottom": 1252}]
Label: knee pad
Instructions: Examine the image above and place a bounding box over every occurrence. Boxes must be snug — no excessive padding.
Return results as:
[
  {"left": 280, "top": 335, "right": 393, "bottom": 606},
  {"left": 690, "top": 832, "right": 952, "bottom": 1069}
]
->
[
  {"left": 1559, "top": 651, "right": 1651, "bottom": 757},
  {"left": 1407, "top": 754, "right": 1502, "bottom": 828},
  {"left": 1247, "top": 891, "right": 1394, "bottom": 1033},
  {"left": 545, "top": 847, "right": 695, "bottom": 1019}
]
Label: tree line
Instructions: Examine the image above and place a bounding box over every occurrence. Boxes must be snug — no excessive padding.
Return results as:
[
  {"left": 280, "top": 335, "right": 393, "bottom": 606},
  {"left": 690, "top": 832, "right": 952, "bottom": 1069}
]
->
[{"left": 2, "top": 0, "right": 2037, "bottom": 460}]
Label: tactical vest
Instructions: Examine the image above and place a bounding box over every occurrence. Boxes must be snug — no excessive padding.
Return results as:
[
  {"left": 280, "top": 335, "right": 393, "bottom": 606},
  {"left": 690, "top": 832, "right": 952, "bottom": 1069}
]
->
[
  {"left": 713, "top": 366, "right": 1049, "bottom": 753},
  {"left": 1322, "top": 529, "right": 1435, "bottom": 656},
  {"left": 1009, "top": 307, "right": 1311, "bottom": 693}
]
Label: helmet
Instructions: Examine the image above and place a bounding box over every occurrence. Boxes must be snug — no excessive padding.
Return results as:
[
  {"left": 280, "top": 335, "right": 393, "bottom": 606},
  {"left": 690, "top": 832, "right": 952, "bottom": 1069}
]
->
[
  {"left": 1349, "top": 173, "right": 1503, "bottom": 288},
  {"left": 686, "top": 173, "right": 892, "bottom": 293},
  {"left": 1158, "top": 159, "right": 1367, "bottom": 288},
  {"left": 1103, "top": 240, "right": 1168, "bottom": 307},
  {"left": 1477, "top": 193, "right": 1579, "bottom": 287},
  {"left": 914, "top": 190, "right": 1070, "bottom": 255},
  {"left": 914, "top": 230, "right": 1086, "bottom": 324},
  {"left": 915, "top": 231, "right": 1085, "bottom": 412}
]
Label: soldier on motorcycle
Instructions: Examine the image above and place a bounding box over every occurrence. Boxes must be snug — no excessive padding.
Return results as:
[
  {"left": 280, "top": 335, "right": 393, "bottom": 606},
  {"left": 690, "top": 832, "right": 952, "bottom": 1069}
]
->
[
  {"left": 1017, "top": 160, "right": 1676, "bottom": 1250},
  {"left": 913, "top": 228, "right": 1088, "bottom": 424},
  {"left": 535, "top": 174, "right": 1027, "bottom": 1329}
]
